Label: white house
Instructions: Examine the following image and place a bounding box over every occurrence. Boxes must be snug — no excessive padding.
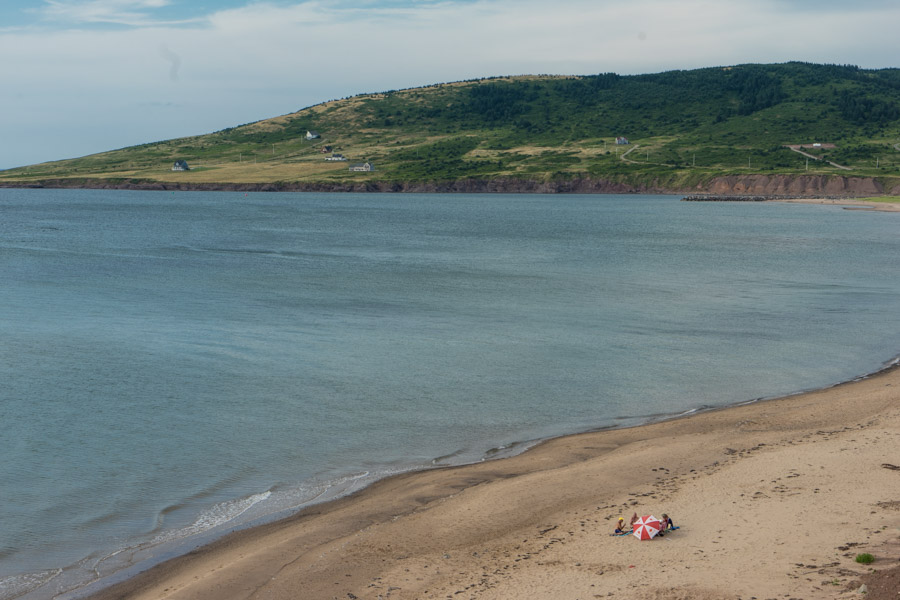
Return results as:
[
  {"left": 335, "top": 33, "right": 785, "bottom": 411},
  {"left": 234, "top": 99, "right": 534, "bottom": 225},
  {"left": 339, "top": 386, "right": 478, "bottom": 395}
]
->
[
  {"left": 349, "top": 162, "right": 375, "bottom": 172},
  {"left": 172, "top": 159, "right": 190, "bottom": 171},
  {"left": 326, "top": 153, "right": 347, "bottom": 162},
  {"left": 306, "top": 130, "right": 321, "bottom": 140}
]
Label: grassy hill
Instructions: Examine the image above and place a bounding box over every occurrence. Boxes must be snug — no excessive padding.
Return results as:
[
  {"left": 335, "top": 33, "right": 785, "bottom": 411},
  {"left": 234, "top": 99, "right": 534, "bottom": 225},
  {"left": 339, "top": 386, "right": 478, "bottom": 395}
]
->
[{"left": 3, "top": 62, "right": 900, "bottom": 192}]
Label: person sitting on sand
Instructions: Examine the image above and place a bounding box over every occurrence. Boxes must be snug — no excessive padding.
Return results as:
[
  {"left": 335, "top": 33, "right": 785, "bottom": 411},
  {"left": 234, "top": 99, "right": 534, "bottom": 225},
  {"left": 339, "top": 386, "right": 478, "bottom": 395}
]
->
[
  {"left": 660, "top": 513, "right": 674, "bottom": 531},
  {"left": 615, "top": 517, "right": 629, "bottom": 534},
  {"left": 630, "top": 512, "right": 638, "bottom": 527}
]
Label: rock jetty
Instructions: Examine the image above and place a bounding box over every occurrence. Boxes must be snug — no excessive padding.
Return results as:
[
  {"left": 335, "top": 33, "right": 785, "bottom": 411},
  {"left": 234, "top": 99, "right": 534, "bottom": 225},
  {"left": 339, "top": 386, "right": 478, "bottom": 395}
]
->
[
  {"left": 682, "top": 194, "right": 860, "bottom": 202},
  {"left": 682, "top": 195, "right": 772, "bottom": 202}
]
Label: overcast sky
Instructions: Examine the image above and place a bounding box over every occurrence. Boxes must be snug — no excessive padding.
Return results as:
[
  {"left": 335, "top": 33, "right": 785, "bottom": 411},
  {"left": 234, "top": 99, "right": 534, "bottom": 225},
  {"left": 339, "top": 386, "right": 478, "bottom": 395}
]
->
[{"left": 1, "top": 0, "right": 899, "bottom": 169}]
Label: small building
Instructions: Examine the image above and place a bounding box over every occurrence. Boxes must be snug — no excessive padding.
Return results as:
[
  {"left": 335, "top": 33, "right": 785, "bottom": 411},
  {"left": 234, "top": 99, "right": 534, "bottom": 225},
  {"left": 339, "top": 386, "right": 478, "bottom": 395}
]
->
[
  {"left": 615, "top": 136, "right": 629, "bottom": 145},
  {"left": 349, "top": 162, "right": 375, "bottom": 172},
  {"left": 320, "top": 146, "right": 333, "bottom": 153},
  {"left": 326, "top": 153, "right": 347, "bottom": 162},
  {"left": 306, "top": 130, "right": 321, "bottom": 140},
  {"left": 172, "top": 159, "right": 190, "bottom": 171}
]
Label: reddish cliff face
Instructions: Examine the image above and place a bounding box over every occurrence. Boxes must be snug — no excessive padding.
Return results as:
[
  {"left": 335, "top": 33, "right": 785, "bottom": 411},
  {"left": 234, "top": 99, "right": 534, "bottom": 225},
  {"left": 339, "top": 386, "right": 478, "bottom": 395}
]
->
[
  {"left": 702, "top": 175, "right": 898, "bottom": 196},
  {"left": 3, "top": 174, "right": 898, "bottom": 195}
]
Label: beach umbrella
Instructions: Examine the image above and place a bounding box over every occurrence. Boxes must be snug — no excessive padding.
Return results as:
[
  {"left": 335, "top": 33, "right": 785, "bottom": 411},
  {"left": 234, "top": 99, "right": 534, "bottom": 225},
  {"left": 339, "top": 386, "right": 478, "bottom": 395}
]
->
[{"left": 632, "top": 515, "right": 662, "bottom": 540}]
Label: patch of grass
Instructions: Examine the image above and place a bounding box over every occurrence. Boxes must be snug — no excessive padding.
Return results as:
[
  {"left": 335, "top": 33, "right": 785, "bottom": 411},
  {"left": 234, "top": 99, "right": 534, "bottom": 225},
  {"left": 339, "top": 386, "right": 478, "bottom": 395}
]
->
[{"left": 855, "top": 553, "right": 875, "bottom": 564}]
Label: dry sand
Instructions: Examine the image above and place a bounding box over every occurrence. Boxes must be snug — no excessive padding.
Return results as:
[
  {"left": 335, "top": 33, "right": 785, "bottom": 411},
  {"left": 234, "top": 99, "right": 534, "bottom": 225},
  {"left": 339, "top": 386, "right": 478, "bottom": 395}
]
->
[{"left": 87, "top": 359, "right": 900, "bottom": 600}]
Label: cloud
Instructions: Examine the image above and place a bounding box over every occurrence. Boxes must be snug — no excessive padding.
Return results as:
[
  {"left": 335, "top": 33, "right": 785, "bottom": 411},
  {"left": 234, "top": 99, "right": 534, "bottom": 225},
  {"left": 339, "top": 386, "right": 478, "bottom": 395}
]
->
[
  {"left": 39, "top": 0, "right": 196, "bottom": 27},
  {"left": 2, "top": 0, "right": 900, "bottom": 168},
  {"left": 21, "top": 1, "right": 900, "bottom": 81}
]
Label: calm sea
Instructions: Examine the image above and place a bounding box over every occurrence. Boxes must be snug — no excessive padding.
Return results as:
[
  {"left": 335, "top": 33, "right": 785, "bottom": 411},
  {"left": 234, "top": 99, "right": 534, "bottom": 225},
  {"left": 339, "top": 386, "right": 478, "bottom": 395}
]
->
[{"left": 2, "top": 190, "right": 898, "bottom": 599}]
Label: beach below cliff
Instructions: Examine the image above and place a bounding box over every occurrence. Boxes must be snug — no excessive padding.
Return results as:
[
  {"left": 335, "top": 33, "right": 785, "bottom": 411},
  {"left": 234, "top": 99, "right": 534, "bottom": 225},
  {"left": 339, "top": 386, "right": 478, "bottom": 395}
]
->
[
  {"left": 86, "top": 358, "right": 900, "bottom": 600},
  {"left": 770, "top": 197, "right": 900, "bottom": 212}
]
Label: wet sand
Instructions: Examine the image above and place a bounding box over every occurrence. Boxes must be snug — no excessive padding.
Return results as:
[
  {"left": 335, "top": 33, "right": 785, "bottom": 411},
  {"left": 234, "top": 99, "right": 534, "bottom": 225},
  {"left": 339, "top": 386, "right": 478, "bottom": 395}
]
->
[{"left": 87, "top": 359, "right": 900, "bottom": 600}]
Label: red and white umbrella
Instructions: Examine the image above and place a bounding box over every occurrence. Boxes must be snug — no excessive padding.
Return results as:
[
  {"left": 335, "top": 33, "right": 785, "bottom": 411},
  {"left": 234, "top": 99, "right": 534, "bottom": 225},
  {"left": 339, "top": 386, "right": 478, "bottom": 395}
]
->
[{"left": 632, "top": 515, "right": 662, "bottom": 540}]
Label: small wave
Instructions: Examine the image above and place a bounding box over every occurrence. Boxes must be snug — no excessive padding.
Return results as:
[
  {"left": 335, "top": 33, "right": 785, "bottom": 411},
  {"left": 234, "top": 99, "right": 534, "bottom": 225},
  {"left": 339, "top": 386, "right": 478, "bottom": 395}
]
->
[
  {"left": 299, "top": 471, "right": 372, "bottom": 503},
  {"left": 484, "top": 439, "right": 537, "bottom": 458},
  {"left": 183, "top": 247, "right": 313, "bottom": 260},
  {"left": 150, "top": 491, "right": 271, "bottom": 545},
  {"left": 139, "top": 473, "right": 376, "bottom": 554},
  {"left": 0, "top": 569, "right": 61, "bottom": 600},
  {"left": 432, "top": 450, "right": 466, "bottom": 465},
  {"left": 674, "top": 405, "right": 710, "bottom": 416}
]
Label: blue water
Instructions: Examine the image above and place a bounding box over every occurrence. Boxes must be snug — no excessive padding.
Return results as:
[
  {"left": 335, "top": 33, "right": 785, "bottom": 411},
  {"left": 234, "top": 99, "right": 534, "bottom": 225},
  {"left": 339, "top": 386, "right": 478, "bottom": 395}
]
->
[{"left": 1, "top": 189, "right": 898, "bottom": 599}]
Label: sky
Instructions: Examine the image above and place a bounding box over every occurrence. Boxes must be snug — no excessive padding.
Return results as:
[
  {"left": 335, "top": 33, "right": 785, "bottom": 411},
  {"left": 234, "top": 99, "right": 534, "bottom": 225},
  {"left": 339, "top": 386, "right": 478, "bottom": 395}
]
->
[{"left": 1, "top": 0, "right": 899, "bottom": 170}]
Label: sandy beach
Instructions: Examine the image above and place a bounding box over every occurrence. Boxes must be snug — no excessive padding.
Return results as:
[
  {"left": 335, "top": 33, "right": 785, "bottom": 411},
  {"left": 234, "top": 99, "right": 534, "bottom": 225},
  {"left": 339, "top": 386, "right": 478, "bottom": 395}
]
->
[
  {"left": 769, "top": 197, "right": 900, "bottom": 212},
  {"left": 86, "top": 357, "right": 900, "bottom": 600}
]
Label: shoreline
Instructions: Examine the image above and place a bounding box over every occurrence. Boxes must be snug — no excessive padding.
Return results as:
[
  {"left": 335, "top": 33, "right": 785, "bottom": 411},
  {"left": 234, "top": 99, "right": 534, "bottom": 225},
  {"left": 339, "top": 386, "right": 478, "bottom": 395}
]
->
[
  {"left": 3, "top": 182, "right": 899, "bottom": 214},
  {"left": 0, "top": 178, "right": 657, "bottom": 194},
  {"left": 2, "top": 177, "right": 899, "bottom": 199},
  {"left": 767, "top": 196, "right": 900, "bottom": 212},
  {"left": 683, "top": 195, "right": 900, "bottom": 212},
  {"left": 82, "top": 357, "right": 900, "bottom": 600}
]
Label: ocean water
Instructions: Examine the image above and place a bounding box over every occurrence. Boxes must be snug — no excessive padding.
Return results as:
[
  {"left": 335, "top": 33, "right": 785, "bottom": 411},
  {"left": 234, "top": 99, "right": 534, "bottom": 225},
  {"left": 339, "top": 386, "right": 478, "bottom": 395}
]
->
[{"left": 1, "top": 189, "right": 898, "bottom": 599}]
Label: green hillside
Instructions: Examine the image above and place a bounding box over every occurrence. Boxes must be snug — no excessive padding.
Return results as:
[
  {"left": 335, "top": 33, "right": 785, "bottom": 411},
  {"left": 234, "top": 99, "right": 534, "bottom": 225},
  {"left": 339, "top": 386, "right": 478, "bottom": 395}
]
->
[{"left": 3, "top": 62, "right": 900, "bottom": 191}]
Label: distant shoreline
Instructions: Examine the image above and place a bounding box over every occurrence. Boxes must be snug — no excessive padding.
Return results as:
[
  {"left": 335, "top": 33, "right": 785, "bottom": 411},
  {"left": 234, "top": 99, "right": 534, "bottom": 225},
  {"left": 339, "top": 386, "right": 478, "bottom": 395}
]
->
[
  {"left": 767, "top": 195, "right": 900, "bottom": 212},
  {"left": 3, "top": 177, "right": 900, "bottom": 201},
  {"left": 684, "top": 194, "right": 900, "bottom": 212},
  {"left": 0, "top": 177, "right": 657, "bottom": 194}
]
